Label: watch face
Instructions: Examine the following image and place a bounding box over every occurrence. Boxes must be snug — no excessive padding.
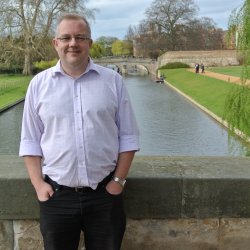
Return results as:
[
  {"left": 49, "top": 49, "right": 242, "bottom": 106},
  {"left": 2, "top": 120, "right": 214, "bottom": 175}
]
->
[{"left": 113, "top": 176, "right": 126, "bottom": 186}]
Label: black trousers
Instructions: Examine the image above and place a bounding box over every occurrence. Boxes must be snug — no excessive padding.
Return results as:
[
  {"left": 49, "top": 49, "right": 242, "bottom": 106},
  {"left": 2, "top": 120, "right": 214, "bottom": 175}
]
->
[{"left": 39, "top": 175, "right": 126, "bottom": 250}]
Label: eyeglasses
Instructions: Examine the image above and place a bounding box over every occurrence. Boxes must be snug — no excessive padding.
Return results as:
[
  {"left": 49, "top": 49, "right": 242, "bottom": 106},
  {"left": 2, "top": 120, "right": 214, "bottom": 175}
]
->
[{"left": 56, "top": 36, "right": 91, "bottom": 43}]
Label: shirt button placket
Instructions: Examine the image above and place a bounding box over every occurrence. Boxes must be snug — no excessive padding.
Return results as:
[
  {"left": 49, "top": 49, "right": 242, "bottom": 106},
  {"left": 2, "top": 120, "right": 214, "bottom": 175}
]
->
[{"left": 74, "top": 80, "right": 88, "bottom": 186}]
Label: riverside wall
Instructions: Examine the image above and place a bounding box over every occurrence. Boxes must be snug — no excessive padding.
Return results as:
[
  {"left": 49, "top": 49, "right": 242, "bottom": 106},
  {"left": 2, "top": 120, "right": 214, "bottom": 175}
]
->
[
  {"left": 1, "top": 155, "right": 250, "bottom": 249},
  {"left": 157, "top": 50, "right": 240, "bottom": 68}
]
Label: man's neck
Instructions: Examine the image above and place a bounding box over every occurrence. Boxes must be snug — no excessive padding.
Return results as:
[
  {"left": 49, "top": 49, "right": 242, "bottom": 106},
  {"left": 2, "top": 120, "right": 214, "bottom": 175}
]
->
[{"left": 61, "top": 60, "right": 89, "bottom": 78}]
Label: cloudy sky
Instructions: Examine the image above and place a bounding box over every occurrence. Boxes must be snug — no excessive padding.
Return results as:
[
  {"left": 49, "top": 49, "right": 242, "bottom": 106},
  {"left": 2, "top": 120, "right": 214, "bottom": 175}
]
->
[{"left": 86, "top": 0, "right": 244, "bottom": 41}]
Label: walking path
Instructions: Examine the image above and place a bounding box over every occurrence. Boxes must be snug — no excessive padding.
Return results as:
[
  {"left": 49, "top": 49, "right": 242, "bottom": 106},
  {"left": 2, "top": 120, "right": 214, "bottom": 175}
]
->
[{"left": 187, "top": 69, "right": 250, "bottom": 86}]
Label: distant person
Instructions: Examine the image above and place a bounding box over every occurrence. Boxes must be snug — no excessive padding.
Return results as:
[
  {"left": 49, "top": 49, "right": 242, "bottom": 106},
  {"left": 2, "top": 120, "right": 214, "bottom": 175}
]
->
[
  {"left": 19, "top": 13, "right": 139, "bottom": 250},
  {"left": 195, "top": 63, "right": 199, "bottom": 73},
  {"left": 201, "top": 63, "right": 205, "bottom": 73}
]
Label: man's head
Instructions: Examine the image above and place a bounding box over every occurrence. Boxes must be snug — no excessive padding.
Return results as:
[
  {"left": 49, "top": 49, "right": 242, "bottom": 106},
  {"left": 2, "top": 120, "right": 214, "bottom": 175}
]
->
[
  {"left": 55, "top": 13, "right": 92, "bottom": 39},
  {"left": 53, "top": 13, "right": 93, "bottom": 76}
]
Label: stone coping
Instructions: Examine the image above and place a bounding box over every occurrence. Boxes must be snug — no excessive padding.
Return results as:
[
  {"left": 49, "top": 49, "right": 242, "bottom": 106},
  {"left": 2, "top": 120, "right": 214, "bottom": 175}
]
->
[
  {"left": 1, "top": 155, "right": 250, "bottom": 219},
  {"left": 0, "top": 98, "right": 24, "bottom": 113}
]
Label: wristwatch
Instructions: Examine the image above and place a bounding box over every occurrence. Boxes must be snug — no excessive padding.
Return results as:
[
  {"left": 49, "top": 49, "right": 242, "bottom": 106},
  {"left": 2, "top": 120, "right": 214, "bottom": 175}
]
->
[{"left": 112, "top": 176, "right": 127, "bottom": 187}]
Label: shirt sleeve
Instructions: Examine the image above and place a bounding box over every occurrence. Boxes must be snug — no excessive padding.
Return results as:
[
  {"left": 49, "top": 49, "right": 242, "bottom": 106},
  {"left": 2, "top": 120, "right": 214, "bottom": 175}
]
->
[
  {"left": 116, "top": 76, "right": 140, "bottom": 153},
  {"left": 19, "top": 78, "right": 44, "bottom": 157}
]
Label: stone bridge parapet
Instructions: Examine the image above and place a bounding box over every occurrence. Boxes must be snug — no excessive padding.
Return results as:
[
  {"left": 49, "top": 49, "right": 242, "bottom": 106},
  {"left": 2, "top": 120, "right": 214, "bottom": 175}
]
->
[
  {"left": 1, "top": 155, "right": 250, "bottom": 249},
  {"left": 93, "top": 57, "right": 158, "bottom": 76}
]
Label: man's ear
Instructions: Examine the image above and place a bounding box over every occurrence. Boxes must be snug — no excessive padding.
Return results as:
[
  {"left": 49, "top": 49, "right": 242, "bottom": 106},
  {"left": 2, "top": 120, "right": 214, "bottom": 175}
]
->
[
  {"left": 89, "top": 39, "right": 93, "bottom": 48},
  {"left": 52, "top": 38, "right": 58, "bottom": 48}
]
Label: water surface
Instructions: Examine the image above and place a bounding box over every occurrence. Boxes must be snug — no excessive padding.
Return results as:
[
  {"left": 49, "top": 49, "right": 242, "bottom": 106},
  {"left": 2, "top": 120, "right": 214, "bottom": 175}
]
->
[
  {"left": 0, "top": 75, "right": 249, "bottom": 156},
  {"left": 125, "top": 75, "right": 249, "bottom": 156}
]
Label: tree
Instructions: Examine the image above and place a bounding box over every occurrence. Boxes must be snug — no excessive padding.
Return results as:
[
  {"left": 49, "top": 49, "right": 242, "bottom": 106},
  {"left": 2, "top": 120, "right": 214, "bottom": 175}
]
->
[
  {"left": 0, "top": 0, "right": 96, "bottom": 75},
  {"left": 224, "top": 0, "right": 250, "bottom": 138},
  {"left": 95, "top": 36, "right": 118, "bottom": 56},
  {"left": 181, "top": 17, "right": 224, "bottom": 50},
  {"left": 90, "top": 42, "right": 104, "bottom": 58},
  {"left": 129, "top": 18, "right": 169, "bottom": 58},
  {"left": 129, "top": 2, "right": 224, "bottom": 55},
  {"left": 111, "top": 40, "right": 133, "bottom": 56},
  {"left": 125, "top": 25, "right": 137, "bottom": 41},
  {"left": 145, "top": 0, "right": 198, "bottom": 50}
]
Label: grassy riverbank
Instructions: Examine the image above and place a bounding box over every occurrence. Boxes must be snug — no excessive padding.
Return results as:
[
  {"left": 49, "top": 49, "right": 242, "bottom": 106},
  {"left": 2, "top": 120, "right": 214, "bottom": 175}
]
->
[
  {"left": 0, "top": 75, "right": 32, "bottom": 110},
  {"left": 160, "top": 68, "right": 237, "bottom": 118},
  {"left": 160, "top": 68, "right": 250, "bottom": 138}
]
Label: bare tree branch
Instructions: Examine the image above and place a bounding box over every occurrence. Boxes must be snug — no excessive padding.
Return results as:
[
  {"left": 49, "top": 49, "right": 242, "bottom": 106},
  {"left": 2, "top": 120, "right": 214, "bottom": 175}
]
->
[{"left": 0, "top": 0, "right": 96, "bottom": 74}]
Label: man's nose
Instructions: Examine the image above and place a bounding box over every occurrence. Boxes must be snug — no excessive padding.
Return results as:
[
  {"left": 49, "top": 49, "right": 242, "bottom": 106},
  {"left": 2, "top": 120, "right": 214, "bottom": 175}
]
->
[{"left": 69, "top": 37, "right": 77, "bottom": 45}]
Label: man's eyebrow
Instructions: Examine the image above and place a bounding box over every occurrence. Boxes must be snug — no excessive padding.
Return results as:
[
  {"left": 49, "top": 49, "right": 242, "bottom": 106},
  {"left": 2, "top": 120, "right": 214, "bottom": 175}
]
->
[{"left": 59, "top": 34, "right": 88, "bottom": 36}]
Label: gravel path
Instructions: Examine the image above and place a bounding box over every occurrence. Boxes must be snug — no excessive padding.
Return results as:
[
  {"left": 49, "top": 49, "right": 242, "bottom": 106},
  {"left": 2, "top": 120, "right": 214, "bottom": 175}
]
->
[{"left": 187, "top": 68, "right": 250, "bottom": 86}]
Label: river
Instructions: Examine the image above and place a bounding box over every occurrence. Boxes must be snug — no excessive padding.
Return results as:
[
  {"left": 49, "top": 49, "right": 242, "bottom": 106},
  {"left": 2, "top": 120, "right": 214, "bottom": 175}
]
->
[
  {"left": 125, "top": 75, "right": 250, "bottom": 156},
  {"left": 0, "top": 75, "right": 249, "bottom": 156}
]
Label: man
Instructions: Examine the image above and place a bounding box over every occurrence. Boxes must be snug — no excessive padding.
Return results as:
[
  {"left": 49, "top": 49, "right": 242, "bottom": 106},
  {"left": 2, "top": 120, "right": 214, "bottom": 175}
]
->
[{"left": 19, "top": 13, "right": 139, "bottom": 250}]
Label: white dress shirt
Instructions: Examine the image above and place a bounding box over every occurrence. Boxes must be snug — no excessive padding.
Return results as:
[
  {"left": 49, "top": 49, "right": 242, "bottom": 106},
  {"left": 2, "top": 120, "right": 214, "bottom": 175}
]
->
[{"left": 19, "top": 59, "right": 139, "bottom": 189}]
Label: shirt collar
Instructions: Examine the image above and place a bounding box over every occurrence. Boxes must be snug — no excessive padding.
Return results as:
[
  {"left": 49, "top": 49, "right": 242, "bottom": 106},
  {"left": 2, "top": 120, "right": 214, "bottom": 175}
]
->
[{"left": 52, "top": 57, "right": 100, "bottom": 77}]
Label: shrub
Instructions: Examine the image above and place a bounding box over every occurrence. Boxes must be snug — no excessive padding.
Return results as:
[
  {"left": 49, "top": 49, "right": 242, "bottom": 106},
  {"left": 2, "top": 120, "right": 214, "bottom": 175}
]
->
[
  {"left": 159, "top": 62, "right": 190, "bottom": 69},
  {"left": 0, "top": 64, "right": 23, "bottom": 74},
  {"left": 33, "top": 59, "right": 57, "bottom": 72}
]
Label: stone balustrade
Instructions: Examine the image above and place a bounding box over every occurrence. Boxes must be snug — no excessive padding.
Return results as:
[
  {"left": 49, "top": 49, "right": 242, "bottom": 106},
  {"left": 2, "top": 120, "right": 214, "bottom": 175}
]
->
[{"left": 1, "top": 155, "right": 250, "bottom": 249}]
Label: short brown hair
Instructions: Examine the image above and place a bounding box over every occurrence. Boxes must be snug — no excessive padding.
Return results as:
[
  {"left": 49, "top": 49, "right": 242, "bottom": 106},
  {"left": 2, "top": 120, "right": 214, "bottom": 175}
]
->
[{"left": 55, "top": 13, "right": 91, "bottom": 38}]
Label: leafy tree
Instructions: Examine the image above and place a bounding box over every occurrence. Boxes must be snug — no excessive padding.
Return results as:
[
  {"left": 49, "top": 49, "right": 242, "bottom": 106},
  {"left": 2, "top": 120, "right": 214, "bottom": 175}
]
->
[
  {"left": 224, "top": 0, "right": 250, "bottom": 138},
  {"left": 90, "top": 42, "right": 104, "bottom": 58},
  {"left": 95, "top": 36, "right": 118, "bottom": 56},
  {"left": 0, "top": 0, "right": 96, "bottom": 75},
  {"left": 111, "top": 40, "right": 133, "bottom": 56}
]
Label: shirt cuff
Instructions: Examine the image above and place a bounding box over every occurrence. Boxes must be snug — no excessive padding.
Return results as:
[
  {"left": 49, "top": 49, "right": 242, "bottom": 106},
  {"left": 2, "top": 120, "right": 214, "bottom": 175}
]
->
[
  {"left": 19, "top": 140, "right": 43, "bottom": 157},
  {"left": 119, "top": 135, "right": 140, "bottom": 153}
]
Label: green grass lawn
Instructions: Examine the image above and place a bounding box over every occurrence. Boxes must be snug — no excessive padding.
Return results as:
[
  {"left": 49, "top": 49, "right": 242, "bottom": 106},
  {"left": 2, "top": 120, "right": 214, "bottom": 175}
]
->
[
  {"left": 160, "top": 68, "right": 242, "bottom": 119},
  {"left": 0, "top": 74, "right": 32, "bottom": 109},
  {"left": 208, "top": 65, "right": 249, "bottom": 79}
]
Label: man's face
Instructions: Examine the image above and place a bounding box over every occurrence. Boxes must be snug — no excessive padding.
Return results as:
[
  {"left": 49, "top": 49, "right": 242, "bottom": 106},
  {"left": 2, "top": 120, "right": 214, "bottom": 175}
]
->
[{"left": 53, "top": 19, "right": 92, "bottom": 72}]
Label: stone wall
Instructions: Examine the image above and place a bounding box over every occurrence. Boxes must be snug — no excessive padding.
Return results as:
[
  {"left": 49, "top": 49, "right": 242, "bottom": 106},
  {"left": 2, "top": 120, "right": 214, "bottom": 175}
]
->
[
  {"left": 2, "top": 218, "right": 250, "bottom": 250},
  {"left": 157, "top": 50, "right": 239, "bottom": 68},
  {"left": 1, "top": 155, "right": 250, "bottom": 249}
]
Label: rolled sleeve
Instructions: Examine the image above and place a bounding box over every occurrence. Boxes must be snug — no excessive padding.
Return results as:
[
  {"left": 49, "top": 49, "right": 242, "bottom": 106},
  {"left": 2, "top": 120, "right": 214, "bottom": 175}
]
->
[
  {"left": 117, "top": 79, "right": 140, "bottom": 153},
  {"left": 19, "top": 140, "right": 43, "bottom": 156},
  {"left": 19, "top": 78, "right": 44, "bottom": 157},
  {"left": 119, "top": 135, "right": 140, "bottom": 153}
]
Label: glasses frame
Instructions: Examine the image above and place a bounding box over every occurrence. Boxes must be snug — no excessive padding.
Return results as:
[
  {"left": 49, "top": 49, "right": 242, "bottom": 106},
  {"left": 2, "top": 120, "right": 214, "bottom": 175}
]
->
[{"left": 56, "top": 35, "right": 91, "bottom": 43}]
